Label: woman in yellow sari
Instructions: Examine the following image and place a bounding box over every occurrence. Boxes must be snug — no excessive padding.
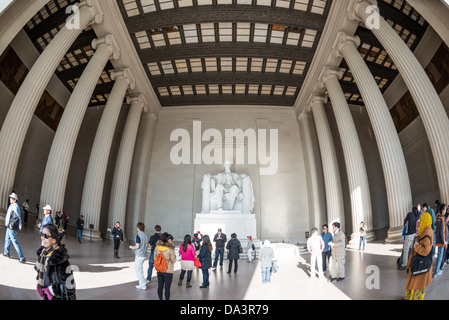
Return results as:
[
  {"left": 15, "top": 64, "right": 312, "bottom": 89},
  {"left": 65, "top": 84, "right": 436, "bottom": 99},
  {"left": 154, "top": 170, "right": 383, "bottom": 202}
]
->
[{"left": 404, "top": 211, "right": 433, "bottom": 300}]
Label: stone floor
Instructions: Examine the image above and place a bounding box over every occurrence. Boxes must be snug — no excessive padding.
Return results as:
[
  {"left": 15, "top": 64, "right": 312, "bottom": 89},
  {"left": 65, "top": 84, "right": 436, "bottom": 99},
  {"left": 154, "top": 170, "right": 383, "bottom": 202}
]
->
[{"left": 1, "top": 220, "right": 448, "bottom": 300}]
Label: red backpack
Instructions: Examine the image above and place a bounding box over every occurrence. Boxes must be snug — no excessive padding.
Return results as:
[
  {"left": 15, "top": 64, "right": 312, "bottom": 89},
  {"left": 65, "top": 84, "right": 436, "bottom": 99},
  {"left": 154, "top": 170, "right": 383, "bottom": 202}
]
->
[{"left": 154, "top": 250, "right": 168, "bottom": 273}]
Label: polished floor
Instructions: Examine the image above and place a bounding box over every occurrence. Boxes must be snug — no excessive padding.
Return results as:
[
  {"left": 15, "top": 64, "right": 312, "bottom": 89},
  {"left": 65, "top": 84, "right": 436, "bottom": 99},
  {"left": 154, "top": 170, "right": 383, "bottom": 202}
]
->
[{"left": 1, "top": 218, "right": 448, "bottom": 300}]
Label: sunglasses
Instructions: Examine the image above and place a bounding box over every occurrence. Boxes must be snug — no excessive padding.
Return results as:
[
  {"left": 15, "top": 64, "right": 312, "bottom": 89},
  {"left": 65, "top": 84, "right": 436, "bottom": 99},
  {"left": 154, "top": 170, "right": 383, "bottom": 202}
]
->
[{"left": 40, "top": 233, "right": 52, "bottom": 239}]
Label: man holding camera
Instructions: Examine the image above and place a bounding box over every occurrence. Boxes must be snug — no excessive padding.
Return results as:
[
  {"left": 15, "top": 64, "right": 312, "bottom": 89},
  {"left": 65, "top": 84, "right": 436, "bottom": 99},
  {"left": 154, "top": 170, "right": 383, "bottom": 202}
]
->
[{"left": 212, "top": 228, "right": 227, "bottom": 269}]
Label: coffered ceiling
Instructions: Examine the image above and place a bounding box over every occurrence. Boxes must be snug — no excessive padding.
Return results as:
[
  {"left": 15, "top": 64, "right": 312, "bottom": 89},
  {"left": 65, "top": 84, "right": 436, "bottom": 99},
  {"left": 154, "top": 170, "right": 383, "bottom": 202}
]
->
[{"left": 22, "top": 0, "right": 429, "bottom": 108}]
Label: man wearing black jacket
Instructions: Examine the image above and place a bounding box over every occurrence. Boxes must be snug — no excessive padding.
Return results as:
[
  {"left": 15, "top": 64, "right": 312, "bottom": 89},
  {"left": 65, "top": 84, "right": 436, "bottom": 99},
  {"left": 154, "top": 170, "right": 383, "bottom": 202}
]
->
[
  {"left": 212, "top": 228, "right": 227, "bottom": 269},
  {"left": 399, "top": 207, "right": 420, "bottom": 270},
  {"left": 147, "top": 225, "right": 162, "bottom": 282}
]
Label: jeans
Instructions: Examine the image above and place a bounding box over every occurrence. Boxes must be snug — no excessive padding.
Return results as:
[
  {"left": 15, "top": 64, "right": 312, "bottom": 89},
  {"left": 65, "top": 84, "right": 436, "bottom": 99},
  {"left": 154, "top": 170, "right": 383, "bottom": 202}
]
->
[
  {"left": 4, "top": 228, "right": 25, "bottom": 260},
  {"left": 146, "top": 252, "right": 155, "bottom": 281},
  {"left": 201, "top": 268, "right": 210, "bottom": 287},
  {"left": 134, "top": 256, "right": 147, "bottom": 287},
  {"left": 435, "top": 246, "right": 445, "bottom": 275},
  {"left": 77, "top": 229, "right": 83, "bottom": 243},
  {"left": 261, "top": 267, "right": 271, "bottom": 283},
  {"left": 359, "top": 236, "right": 366, "bottom": 250},
  {"left": 213, "top": 247, "right": 225, "bottom": 267},
  {"left": 401, "top": 234, "right": 415, "bottom": 268},
  {"left": 322, "top": 250, "right": 331, "bottom": 272},
  {"left": 157, "top": 272, "right": 173, "bottom": 300}
]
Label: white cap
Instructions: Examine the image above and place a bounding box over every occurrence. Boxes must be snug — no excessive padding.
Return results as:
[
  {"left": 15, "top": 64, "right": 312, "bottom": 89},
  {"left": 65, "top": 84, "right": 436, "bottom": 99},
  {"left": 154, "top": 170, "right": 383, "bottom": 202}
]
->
[
  {"left": 9, "top": 193, "right": 18, "bottom": 201},
  {"left": 43, "top": 205, "right": 52, "bottom": 211}
]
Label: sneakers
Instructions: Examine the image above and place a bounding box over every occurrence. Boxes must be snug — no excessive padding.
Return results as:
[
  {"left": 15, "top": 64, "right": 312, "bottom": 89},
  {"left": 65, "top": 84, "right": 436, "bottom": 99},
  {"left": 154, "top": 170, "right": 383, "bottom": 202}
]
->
[
  {"left": 19, "top": 258, "right": 26, "bottom": 264},
  {"left": 135, "top": 284, "right": 147, "bottom": 290}
]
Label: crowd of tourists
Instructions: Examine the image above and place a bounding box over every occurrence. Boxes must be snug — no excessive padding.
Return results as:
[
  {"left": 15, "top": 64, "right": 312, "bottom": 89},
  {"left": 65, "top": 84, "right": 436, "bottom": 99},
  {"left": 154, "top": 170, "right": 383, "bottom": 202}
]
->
[{"left": 4, "top": 190, "right": 448, "bottom": 300}]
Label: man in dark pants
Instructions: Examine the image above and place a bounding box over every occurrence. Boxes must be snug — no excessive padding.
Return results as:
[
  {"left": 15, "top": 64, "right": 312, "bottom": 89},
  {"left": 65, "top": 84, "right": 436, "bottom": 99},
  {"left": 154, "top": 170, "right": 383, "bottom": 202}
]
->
[
  {"left": 213, "top": 228, "right": 227, "bottom": 269},
  {"left": 147, "top": 224, "right": 162, "bottom": 282},
  {"left": 321, "top": 224, "right": 333, "bottom": 274}
]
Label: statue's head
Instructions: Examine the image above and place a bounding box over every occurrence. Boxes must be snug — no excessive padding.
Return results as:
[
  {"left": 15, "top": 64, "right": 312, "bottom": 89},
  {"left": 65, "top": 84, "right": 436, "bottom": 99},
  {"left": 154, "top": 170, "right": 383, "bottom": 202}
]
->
[{"left": 224, "top": 160, "right": 232, "bottom": 172}]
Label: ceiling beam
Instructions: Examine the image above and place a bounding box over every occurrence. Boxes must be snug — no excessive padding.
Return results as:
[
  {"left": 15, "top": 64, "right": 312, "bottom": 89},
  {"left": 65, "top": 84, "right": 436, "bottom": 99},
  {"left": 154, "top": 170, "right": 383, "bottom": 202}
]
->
[
  {"left": 137, "top": 42, "right": 316, "bottom": 63},
  {"left": 122, "top": 6, "right": 327, "bottom": 33},
  {"left": 149, "top": 72, "right": 304, "bottom": 87}
]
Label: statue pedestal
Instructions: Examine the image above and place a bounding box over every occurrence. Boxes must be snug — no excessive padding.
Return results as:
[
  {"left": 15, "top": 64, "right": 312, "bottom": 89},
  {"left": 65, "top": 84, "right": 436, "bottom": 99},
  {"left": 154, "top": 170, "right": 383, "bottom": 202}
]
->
[{"left": 194, "top": 211, "right": 257, "bottom": 242}]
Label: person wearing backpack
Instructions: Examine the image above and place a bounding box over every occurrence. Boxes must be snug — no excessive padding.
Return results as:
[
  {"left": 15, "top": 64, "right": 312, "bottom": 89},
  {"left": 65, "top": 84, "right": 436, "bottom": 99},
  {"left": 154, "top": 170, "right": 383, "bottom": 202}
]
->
[
  {"left": 154, "top": 232, "right": 176, "bottom": 300},
  {"left": 129, "top": 222, "right": 150, "bottom": 290},
  {"left": 433, "top": 203, "right": 447, "bottom": 278},
  {"left": 247, "top": 235, "right": 255, "bottom": 262},
  {"left": 404, "top": 211, "right": 433, "bottom": 300}
]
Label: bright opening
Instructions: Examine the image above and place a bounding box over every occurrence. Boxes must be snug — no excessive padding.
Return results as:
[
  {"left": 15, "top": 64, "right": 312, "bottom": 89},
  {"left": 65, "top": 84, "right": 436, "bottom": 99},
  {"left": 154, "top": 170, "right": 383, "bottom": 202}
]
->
[{"left": 0, "top": 0, "right": 14, "bottom": 14}]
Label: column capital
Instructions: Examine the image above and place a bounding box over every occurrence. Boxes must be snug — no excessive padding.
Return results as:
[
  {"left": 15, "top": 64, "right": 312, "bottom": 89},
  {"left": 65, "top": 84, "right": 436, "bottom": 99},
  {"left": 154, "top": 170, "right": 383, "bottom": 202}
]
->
[
  {"left": 111, "top": 68, "right": 136, "bottom": 90},
  {"left": 92, "top": 34, "right": 120, "bottom": 60},
  {"left": 78, "top": 0, "right": 104, "bottom": 25},
  {"left": 332, "top": 31, "right": 360, "bottom": 58},
  {"left": 318, "top": 66, "right": 345, "bottom": 90},
  {"left": 307, "top": 93, "right": 328, "bottom": 112},
  {"left": 127, "top": 94, "right": 149, "bottom": 113},
  {"left": 347, "top": 0, "right": 378, "bottom": 22}
]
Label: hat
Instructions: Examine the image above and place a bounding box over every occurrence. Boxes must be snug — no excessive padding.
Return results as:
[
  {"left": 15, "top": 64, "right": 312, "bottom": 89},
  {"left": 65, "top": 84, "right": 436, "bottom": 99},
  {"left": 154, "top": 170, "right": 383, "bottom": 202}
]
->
[
  {"left": 43, "top": 205, "right": 52, "bottom": 211},
  {"left": 9, "top": 193, "right": 18, "bottom": 201},
  {"left": 217, "top": 228, "right": 222, "bottom": 231},
  {"left": 247, "top": 235, "right": 252, "bottom": 239}
]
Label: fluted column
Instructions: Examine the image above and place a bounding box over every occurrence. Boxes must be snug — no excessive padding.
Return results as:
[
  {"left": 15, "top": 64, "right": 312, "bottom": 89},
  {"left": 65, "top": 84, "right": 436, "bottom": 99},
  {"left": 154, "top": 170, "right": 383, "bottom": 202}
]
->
[
  {"left": 333, "top": 32, "right": 412, "bottom": 242},
  {"left": 349, "top": 0, "right": 449, "bottom": 208},
  {"left": 0, "top": 0, "right": 103, "bottom": 218},
  {"left": 297, "top": 111, "right": 327, "bottom": 230},
  {"left": 80, "top": 68, "right": 135, "bottom": 241},
  {"left": 309, "top": 94, "right": 345, "bottom": 229},
  {"left": 108, "top": 94, "right": 148, "bottom": 236},
  {"left": 320, "top": 67, "right": 374, "bottom": 241},
  {"left": 39, "top": 35, "right": 120, "bottom": 221}
]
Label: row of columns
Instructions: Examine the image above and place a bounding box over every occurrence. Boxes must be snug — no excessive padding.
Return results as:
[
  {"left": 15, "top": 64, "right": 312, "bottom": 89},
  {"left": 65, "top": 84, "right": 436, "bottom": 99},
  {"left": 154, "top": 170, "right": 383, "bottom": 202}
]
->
[
  {"left": 0, "top": 0, "right": 155, "bottom": 240},
  {"left": 300, "top": 0, "right": 449, "bottom": 242}
]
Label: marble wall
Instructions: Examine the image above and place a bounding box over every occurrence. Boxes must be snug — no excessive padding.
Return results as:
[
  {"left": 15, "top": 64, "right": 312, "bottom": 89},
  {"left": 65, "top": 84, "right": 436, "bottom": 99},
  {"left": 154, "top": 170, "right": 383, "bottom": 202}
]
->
[{"left": 141, "top": 106, "right": 309, "bottom": 243}]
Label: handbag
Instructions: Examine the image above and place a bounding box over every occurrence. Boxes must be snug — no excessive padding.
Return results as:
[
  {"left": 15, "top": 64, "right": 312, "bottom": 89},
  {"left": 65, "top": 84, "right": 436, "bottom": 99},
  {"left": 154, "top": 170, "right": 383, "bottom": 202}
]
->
[
  {"left": 194, "top": 256, "right": 202, "bottom": 268},
  {"left": 410, "top": 235, "right": 432, "bottom": 276}
]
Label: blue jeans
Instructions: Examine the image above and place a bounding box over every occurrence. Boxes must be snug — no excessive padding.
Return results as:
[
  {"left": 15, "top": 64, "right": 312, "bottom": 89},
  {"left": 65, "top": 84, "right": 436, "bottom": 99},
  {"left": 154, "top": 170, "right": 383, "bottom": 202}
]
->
[
  {"left": 213, "top": 247, "right": 225, "bottom": 267},
  {"left": 147, "top": 252, "right": 155, "bottom": 281},
  {"left": 4, "top": 228, "right": 25, "bottom": 260},
  {"left": 359, "top": 236, "right": 366, "bottom": 250},
  {"left": 435, "top": 246, "right": 445, "bottom": 275},
  {"left": 77, "top": 229, "right": 83, "bottom": 243},
  {"left": 201, "top": 268, "right": 210, "bottom": 286},
  {"left": 262, "top": 267, "right": 271, "bottom": 283}
]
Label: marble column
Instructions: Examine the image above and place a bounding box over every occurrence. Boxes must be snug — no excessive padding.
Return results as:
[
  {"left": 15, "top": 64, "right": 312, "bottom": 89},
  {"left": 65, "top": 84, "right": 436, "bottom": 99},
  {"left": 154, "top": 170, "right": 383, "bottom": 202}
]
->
[
  {"left": 39, "top": 35, "right": 120, "bottom": 220},
  {"left": 333, "top": 32, "right": 412, "bottom": 242},
  {"left": 320, "top": 67, "right": 374, "bottom": 241},
  {"left": 108, "top": 94, "right": 148, "bottom": 235},
  {"left": 297, "top": 111, "right": 327, "bottom": 231},
  {"left": 309, "top": 94, "right": 345, "bottom": 229},
  {"left": 80, "top": 68, "right": 135, "bottom": 241},
  {"left": 349, "top": 0, "right": 449, "bottom": 208},
  {"left": 0, "top": 0, "right": 103, "bottom": 219}
]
